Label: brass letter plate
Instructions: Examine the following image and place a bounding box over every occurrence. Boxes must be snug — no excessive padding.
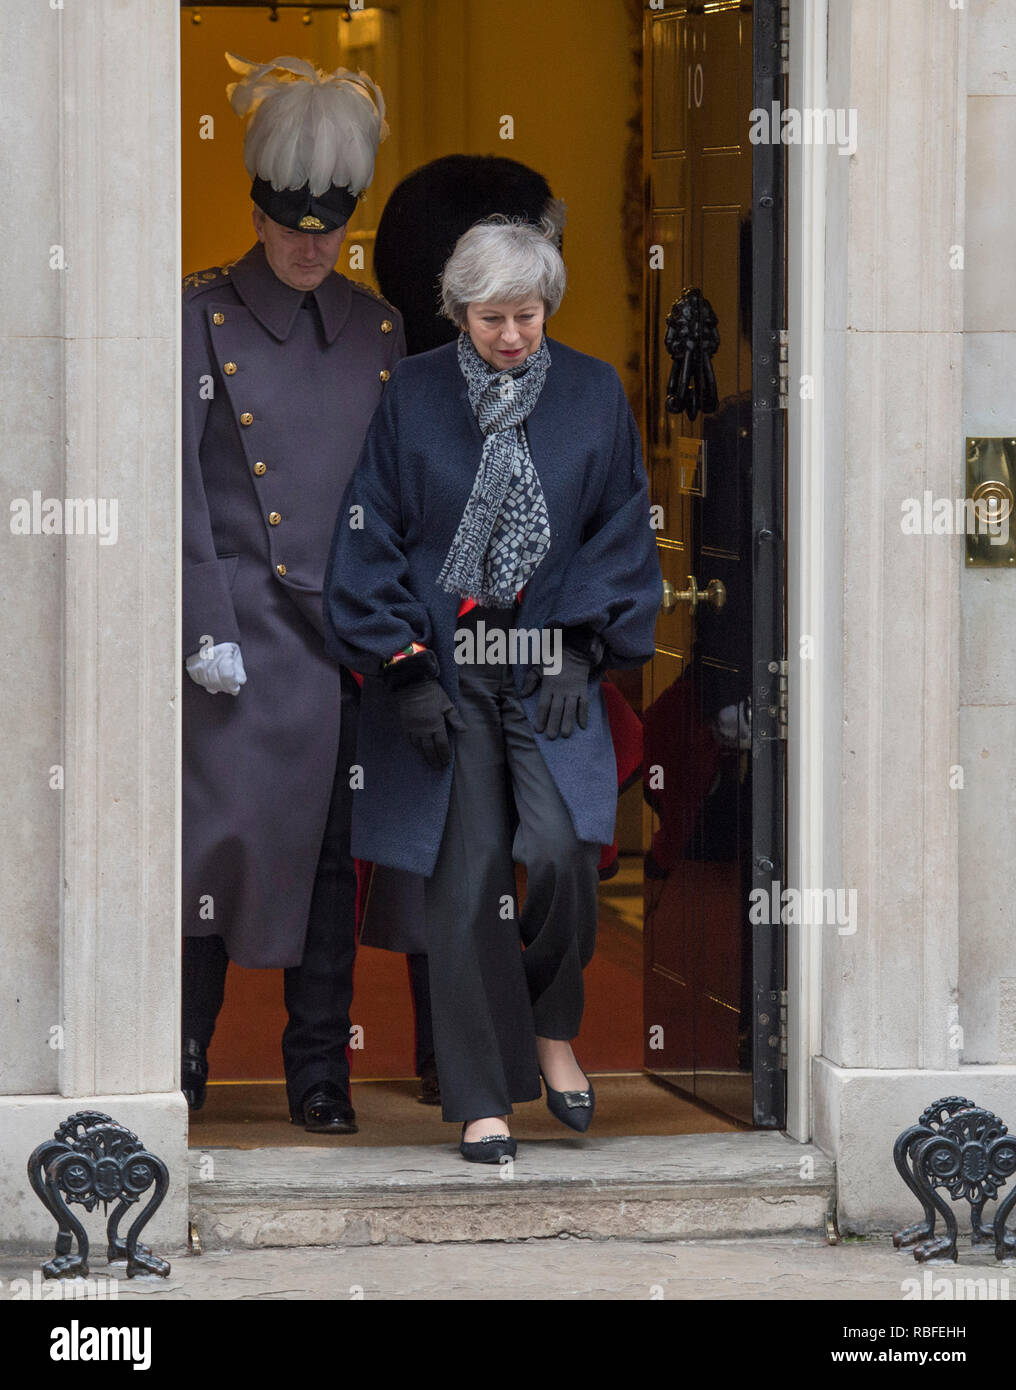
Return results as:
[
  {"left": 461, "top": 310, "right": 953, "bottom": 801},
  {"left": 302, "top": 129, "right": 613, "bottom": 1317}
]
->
[{"left": 966, "top": 437, "right": 1016, "bottom": 567}]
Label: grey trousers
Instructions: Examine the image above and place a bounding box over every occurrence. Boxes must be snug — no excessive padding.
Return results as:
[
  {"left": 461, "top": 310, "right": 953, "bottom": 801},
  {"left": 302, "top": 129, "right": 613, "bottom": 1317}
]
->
[{"left": 424, "top": 638, "right": 601, "bottom": 1123}]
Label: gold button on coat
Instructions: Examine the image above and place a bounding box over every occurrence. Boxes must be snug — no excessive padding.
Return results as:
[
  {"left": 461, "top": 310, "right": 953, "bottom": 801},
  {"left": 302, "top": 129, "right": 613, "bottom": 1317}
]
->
[
  {"left": 269, "top": 512, "right": 281, "bottom": 526},
  {"left": 224, "top": 361, "right": 237, "bottom": 376},
  {"left": 240, "top": 412, "right": 253, "bottom": 426},
  {"left": 381, "top": 320, "right": 393, "bottom": 334},
  {"left": 212, "top": 312, "right": 224, "bottom": 325},
  {"left": 379, "top": 369, "right": 390, "bottom": 382},
  {"left": 276, "top": 563, "right": 287, "bottom": 577},
  {"left": 253, "top": 462, "right": 267, "bottom": 476}
]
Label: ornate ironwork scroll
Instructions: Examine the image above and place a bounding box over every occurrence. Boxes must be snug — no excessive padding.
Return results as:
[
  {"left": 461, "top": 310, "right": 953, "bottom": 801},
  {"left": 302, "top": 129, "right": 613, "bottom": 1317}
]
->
[
  {"left": 26, "top": 1112, "right": 171, "bottom": 1279},
  {"left": 892, "top": 1096, "right": 1016, "bottom": 1263}
]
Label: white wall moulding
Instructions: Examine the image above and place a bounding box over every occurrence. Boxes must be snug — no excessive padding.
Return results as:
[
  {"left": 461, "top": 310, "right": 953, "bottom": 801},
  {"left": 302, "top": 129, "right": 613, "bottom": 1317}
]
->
[
  {"left": 0, "top": 6, "right": 65, "bottom": 1098},
  {"left": 958, "top": 3, "right": 1016, "bottom": 1073},
  {"left": 819, "top": 0, "right": 966, "bottom": 1079},
  {"left": 785, "top": 0, "right": 829, "bottom": 1144},
  {"left": 0, "top": 0, "right": 184, "bottom": 1249},
  {"left": 57, "top": 0, "right": 181, "bottom": 1103}
]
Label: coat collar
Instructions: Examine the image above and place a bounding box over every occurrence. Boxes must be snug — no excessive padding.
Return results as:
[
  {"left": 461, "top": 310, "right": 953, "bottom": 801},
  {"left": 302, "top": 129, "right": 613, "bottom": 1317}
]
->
[
  {"left": 428, "top": 334, "right": 562, "bottom": 428},
  {"left": 227, "top": 242, "right": 353, "bottom": 345}
]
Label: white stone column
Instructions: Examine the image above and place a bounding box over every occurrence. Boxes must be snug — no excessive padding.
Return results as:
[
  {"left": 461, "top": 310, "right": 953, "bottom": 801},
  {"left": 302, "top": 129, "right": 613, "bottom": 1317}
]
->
[
  {"left": 0, "top": 0, "right": 186, "bottom": 1253},
  {"left": 817, "top": 0, "right": 1016, "bottom": 1234},
  {"left": 813, "top": 0, "right": 1016, "bottom": 1231},
  {"left": 958, "top": 0, "right": 1016, "bottom": 1070}
]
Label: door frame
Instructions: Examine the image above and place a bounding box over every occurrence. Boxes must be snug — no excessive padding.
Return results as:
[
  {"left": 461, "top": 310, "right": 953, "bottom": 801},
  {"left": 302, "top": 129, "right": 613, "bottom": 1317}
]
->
[
  {"left": 169, "top": 0, "right": 829, "bottom": 1141},
  {"left": 750, "top": 0, "right": 788, "bottom": 1130},
  {"left": 731, "top": 0, "right": 829, "bottom": 1138},
  {"left": 640, "top": 0, "right": 799, "bottom": 1131},
  {"left": 784, "top": 0, "right": 829, "bottom": 1144}
]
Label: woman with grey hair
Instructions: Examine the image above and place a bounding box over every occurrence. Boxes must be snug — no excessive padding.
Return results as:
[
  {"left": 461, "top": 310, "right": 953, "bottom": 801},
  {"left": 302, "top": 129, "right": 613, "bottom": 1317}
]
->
[{"left": 323, "top": 217, "right": 661, "bottom": 1161}]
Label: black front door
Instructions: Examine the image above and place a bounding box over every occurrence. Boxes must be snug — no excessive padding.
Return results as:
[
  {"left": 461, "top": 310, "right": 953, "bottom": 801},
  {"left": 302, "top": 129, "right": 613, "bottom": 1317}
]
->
[{"left": 642, "top": 0, "right": 786, "bottom": 1128}]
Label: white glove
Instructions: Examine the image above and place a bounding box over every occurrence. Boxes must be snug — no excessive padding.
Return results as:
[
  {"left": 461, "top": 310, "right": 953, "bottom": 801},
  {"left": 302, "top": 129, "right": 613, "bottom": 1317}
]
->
[{"left": 185, "top": 641, "right": 247, "bottom": 696}]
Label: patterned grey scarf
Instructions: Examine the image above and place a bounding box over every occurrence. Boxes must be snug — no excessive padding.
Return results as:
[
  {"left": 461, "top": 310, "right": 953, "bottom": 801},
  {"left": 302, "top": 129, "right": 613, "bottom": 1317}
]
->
[{"left": 436, "top": 332, "right": 552, "bottom": 608}]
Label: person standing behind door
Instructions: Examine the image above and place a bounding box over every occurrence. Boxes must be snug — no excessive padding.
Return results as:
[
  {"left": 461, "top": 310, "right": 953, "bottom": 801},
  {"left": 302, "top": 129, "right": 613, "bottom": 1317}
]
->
[{"left": 180, "top": 53, "right": 404, "bottom": 1134}]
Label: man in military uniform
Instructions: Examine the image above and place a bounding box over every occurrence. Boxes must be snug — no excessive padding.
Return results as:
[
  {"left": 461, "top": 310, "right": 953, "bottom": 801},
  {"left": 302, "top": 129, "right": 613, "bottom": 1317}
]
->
[{"left": 181, "top": 54, "right": 404, "bottom": 1133}]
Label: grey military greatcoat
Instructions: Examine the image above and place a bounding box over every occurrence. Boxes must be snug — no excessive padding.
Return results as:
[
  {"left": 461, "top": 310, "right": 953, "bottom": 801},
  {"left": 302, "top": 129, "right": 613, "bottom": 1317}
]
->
[{"left": 182, "top": 241, "right": 405, "bottom": 968}]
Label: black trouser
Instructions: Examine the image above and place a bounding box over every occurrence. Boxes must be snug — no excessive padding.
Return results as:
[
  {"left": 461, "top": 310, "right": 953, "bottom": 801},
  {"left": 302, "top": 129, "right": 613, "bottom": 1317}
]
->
[
  {"left": 182, "top": 669, "right": 360, "bottom": 1115},
  {"left": 424, "top": 613, "right": 601, "bottom": 1123},
  {"left": 407, "top": 953, "right": 435, "bottom": 1073}
]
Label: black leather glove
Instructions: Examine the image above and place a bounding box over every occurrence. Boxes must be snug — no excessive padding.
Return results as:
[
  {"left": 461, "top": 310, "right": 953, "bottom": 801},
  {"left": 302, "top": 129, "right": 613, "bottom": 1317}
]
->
[
  {"left": 519, "top": 645, "right": 592, "bottom": 740},
  {"left": 383, "top": 649, "right": 466, "bottom": 768}
]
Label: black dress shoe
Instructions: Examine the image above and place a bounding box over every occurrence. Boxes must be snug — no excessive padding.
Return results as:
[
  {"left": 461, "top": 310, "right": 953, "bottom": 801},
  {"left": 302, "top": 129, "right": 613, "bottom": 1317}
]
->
[
  {"left": 418, "top": 1055, "right": 441, "bottom": 1106},
  {"left": 540, "top": 1070, "right": 595, "bottom": 1134},
  {"left": 182, "top": 1038, "right": 208, "bottom": 1112},
  {"left": 459, "top": 1122, "right": 516, "bottom": 1164},
  {"left": 290, "top": 1083, "right": 358, "bottom": 1135}
]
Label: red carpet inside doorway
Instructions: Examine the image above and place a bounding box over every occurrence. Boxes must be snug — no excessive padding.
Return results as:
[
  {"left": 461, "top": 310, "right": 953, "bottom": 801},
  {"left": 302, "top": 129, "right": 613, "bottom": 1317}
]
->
[{"left": 205, "top": 873, "right": 644, "bottom": 1082}]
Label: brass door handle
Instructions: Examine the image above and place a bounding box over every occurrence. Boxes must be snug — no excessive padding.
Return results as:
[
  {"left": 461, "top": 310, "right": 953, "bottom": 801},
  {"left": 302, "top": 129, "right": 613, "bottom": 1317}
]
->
[{"left": 661, "top": 575, "right": 726, "bottom": 614}]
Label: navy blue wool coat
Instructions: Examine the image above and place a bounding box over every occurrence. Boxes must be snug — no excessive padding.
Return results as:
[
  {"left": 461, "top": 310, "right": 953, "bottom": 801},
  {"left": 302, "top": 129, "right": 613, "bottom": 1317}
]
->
[{"left": 322, "top": 337, "right": 662, "bottom": 878}]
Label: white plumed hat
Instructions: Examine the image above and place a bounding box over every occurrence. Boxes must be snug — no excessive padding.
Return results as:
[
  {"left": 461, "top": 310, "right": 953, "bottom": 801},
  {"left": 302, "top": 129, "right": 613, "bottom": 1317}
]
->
[{"left": 226, "top": 52, "right": 388, "bottom": 232}]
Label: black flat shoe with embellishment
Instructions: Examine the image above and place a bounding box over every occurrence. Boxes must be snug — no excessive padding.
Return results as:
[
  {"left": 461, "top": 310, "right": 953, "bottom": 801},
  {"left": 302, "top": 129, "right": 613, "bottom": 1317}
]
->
[
  {"left": 540, "top": 1070, "right": 595, "bottom": 1134},
  {"left": 459, "top": 1122, "right": 517, "bottom": 1164}
]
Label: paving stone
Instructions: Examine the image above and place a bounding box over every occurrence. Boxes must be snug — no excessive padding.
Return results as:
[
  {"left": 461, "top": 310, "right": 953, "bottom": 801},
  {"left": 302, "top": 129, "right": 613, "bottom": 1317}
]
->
[{"left": 0, "top": 1237, "right": 1012, "bottom": 1301}]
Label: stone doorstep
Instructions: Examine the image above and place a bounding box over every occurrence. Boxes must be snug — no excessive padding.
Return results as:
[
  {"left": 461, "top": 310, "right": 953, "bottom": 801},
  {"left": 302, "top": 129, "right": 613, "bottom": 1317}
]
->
[{"left": 189, "top": 1133, "right": 835, "bottom": 1248}]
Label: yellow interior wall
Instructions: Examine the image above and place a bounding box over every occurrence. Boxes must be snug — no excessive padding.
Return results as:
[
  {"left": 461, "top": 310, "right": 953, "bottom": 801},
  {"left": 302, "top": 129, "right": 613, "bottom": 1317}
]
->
[
  {"left": 181, "top": 1, "right": 636, "bottom": 381},
  {"left": 182, "top": 8, "right": 345, "bottom": 272},
  {"left": 440, "top": 0, "right": 634, "bottom": 378}
]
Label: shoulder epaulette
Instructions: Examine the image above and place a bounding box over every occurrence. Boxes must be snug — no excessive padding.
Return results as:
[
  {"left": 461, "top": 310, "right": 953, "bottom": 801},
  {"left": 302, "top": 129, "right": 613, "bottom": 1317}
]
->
[
  {"left": 350, "top": 280, "right": 396, "bottom": 314},
  {"left": 182, "top": 265, "right": 232, "bottom": 296}
]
